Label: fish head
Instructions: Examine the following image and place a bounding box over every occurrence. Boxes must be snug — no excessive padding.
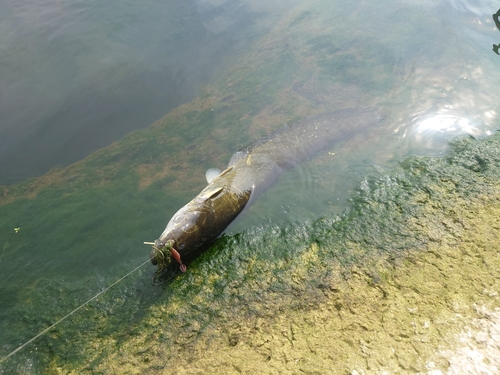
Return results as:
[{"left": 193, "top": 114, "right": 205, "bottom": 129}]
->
[{"left": 150, "top": 186, "right": 224, "bottom": 267}]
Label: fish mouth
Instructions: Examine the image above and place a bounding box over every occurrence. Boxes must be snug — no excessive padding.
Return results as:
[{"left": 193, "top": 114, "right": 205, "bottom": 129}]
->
[
  {"left": 149, "top": 239, "right": 172, "bottom": 268},
  {"left": 149, "top": 239, "right": 161, "bottom": 265},
  {"left": 150, "top": 248, "right": 159, "bottom": 265}
]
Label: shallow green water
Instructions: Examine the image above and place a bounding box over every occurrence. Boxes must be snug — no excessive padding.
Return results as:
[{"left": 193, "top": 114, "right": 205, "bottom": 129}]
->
[{"left": 1, "top": 0, "right": 500, "bottom": 373}]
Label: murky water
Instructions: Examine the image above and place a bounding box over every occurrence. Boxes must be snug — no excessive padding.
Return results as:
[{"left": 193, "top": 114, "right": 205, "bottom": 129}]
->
[
  {"left": 0, "top": 0, "right": 300, "bottom": 184},
  {"left": 1, "top": 0, "right": 500, "bottom": 373}
]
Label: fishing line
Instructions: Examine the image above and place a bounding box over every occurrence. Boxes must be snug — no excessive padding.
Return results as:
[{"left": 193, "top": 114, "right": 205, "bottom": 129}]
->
[{"left": 0, "top": 258, "right": 151, "bottom": 364}]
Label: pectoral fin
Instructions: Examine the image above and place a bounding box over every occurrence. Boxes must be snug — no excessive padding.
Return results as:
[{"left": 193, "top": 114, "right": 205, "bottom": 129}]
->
[
  {"left": 199, "top": 186, "right": 224, "bottom": 200},
  {"left": 205, "top": 168, "right": 221, "bottom": 183}
]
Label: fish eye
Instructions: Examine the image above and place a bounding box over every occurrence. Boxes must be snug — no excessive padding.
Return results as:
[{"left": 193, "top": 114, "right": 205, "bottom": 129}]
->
[{"left": 178, "top": 243, "right": 185, "bottom": 251}]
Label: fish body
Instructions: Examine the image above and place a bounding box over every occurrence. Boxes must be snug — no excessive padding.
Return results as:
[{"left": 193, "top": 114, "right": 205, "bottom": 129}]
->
[{"left": 150, "top": 107, "right": 381, "bottom": 272}]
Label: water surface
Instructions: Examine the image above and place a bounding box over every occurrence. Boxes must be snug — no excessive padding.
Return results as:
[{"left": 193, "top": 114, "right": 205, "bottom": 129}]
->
[
  {"left": 1, "top": 0, "right": 500, "bottom": 372},
  {"left": 0, "top": 0, "right": 298, "bottom": 184}
]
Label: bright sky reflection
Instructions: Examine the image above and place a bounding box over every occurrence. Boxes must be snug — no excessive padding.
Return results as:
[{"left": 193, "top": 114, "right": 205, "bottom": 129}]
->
[
  {"left": 416, "top": 114, "right": 477, "bottom": 134},
  {"left": 413, "top": 109, "right": 495, "bottom": 137},
  {"left": 395, "top": 108, "right": 495, "bottom": 156}
]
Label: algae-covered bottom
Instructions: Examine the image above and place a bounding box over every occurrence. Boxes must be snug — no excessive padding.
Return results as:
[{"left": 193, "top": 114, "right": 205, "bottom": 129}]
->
[
  {"left": 20, "top": 132, "right": 496, "bottom": 374},
  {"left": 1, "top": 1, "right": 499, "bottom": 372}
]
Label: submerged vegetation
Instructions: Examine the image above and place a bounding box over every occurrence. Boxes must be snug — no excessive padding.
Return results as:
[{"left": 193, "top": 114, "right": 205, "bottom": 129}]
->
[
  {"left": 1, "top": 0, "right": 500, "bottom": 373},
  {"left": 9, "top": 122, "right": 498, "bottom": 374},
  {"left": 1, "top": 127, "right": 499, "bottom": 373}
]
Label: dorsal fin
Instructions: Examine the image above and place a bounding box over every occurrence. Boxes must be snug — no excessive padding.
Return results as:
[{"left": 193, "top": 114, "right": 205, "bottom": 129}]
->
[
  {"left": 227, "top": 151, "right": 248, "bottom": 168},
  {"left": 205, "top": 168, "right": 221, "bottom": 184}
]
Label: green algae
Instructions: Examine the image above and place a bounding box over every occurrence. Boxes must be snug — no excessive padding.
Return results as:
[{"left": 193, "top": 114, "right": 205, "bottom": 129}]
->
[
  {"left": 1, "top": 1, "right": 500, "bottom": 373},
  {"left": 79, "top": 130, "right": 499, "bottom": 375},
  {"left": 6, "top": 126, "right": 496, "bottom": 375}
]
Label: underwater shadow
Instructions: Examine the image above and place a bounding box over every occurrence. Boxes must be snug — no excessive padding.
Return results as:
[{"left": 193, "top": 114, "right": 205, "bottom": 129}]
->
[{"left": 492, "top": 8, "right": 500, "bottom": 55}]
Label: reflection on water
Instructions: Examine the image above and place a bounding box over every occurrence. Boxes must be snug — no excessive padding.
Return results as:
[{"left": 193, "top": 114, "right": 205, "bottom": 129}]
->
[
  {"left": 1, "top": 0, "right": 500, "bottom": 373},
  {"left": 394, "top": 107, "right": 494, "bottom": 156},
  {"left": 492, "top": 8, "right": 500, "bottom": 54},
  {"left": 0, "top": 0, "right": 300, "bottom": 185}
]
